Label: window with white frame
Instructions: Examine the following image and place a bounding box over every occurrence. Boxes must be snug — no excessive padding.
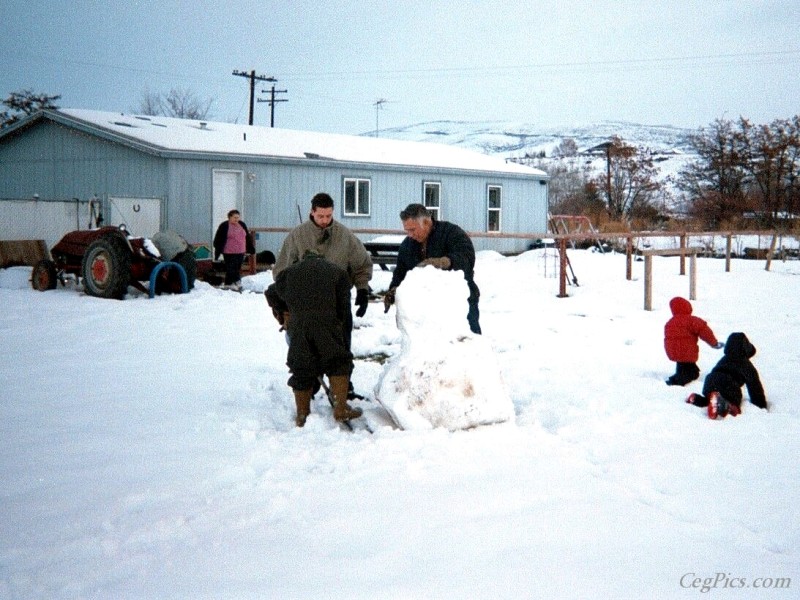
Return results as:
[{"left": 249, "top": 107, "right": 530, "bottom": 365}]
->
[
  {"left": 343, "top": 178, "right": 370, "bottom": 216},
  {"left": 423, "top": 181, "right": 441, "bottom": 220},
  {"left": 487, "top": 185, "right": 502, "bottom": 231}
]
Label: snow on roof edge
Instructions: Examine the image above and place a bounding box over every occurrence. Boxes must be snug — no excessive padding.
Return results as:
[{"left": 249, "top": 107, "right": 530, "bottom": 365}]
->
[{"left": 54, "top": 108, "right": 547, "bottom": 177}]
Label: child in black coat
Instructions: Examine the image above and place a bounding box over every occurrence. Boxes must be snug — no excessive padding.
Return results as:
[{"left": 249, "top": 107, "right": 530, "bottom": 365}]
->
[{"left": 686, "top": 332, "right": 767, "bottom": 419}]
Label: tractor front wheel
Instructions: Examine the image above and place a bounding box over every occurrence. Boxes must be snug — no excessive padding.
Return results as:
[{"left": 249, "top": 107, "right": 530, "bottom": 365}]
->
[
  {"left": 31, "top": 259, "right": 58, "bottom": 291},
  {"left": 81, "top": 236, "right": 131, "bottom": 299}
]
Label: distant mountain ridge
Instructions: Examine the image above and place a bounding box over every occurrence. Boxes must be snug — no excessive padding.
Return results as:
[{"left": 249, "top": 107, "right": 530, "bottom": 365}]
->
[
  {"left": 369, "top": 119, "right": 698, "bottom": 159},
  {"left": 367, "top": 120, "right": 701, "bottom": 193}
]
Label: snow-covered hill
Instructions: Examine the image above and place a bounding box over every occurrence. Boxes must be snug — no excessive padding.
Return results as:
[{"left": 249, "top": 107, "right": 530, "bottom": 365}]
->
[
  {"left": 371, "top": 120, "right": 699, "bottom": 191},
  {"left": 373, "top": 119, "right": 697, "bottom": 157}
]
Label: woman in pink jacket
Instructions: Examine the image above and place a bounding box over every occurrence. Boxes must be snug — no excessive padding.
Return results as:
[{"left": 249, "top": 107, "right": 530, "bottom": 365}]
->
[
  {"left": 213, "top": 209, "right": 255, "bottom": 291},
  {"left": 664, "top": 296, "right": 723, "bottom": 386}
]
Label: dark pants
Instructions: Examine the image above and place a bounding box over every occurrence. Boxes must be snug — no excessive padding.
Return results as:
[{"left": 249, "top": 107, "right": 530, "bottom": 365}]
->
[
  {"left": 223, "top": 253, "right": 244, "bottom": 285},
  {"left": 342, "top": 307, "right": 353, "bottom": 351},
  {"left": 667, "top": 362, "right": 700, "bottom": 385},
  {"left": 286, "top": 315, "right": 352, "bottom": 391},
  {"left": 467, "top": 297, "right": 481, "bottom": 335},
  {"left": 702, "top": 371, "right": 743, "bottom": 408}
]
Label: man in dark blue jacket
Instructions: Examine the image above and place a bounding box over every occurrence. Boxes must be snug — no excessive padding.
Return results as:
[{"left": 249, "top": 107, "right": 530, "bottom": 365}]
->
[{"left": 384, "top": 203, "right": 481, "bottom": 334}]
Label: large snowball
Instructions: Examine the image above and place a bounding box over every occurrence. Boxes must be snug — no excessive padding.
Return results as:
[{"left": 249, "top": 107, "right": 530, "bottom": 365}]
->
[{"left": 375, "top": 266, "right": 514, "bottom": 430}]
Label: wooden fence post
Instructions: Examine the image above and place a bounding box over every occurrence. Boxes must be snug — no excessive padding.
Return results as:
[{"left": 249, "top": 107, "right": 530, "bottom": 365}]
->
[
  {"left": 725, "top": 234, "right": 732, "bottom": 272},
  {"left": 765, "top": 232, "right": 778, "bottom": 271},
  {"left": 626, "top": 235, "right": 633, "bottom": 281},
  {"left": 641, "top": 247, "right": 703, "bottom": 311},
  {"left": 644, "top": 254, "right": 653, "bottom": 310},
  {"left": 679, "top": 233, "right": 687, "bottom": 275},
  {"left": 557, "top": 238, "right": 568, "bottom": 298}
]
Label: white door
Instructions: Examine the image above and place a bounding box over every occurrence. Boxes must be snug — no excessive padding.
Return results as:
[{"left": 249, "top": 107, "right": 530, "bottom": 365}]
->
[
  {"left": 212, "top": 170, "right": 244, "bottom": 245},
  {"left": 107, "top": 197, "right": 162, "bottom": 237}
]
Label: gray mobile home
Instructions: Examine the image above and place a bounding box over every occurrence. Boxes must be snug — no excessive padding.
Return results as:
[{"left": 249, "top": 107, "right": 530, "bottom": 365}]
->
[{"left": 0, "top": 109, "right": 548, "bottom": 253}]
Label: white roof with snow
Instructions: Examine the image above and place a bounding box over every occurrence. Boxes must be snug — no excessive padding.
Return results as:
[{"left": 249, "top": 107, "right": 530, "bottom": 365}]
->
[{"left": 54, "top": 109, "right": 545, "bottom": 177}]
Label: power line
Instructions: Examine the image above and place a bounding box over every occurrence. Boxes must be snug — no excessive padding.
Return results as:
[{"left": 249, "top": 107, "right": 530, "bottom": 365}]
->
[
  {"left": 279, "top": 49, "right": 800, "bottom": 81},
  {"left": 257, "top": 84, "right": 288, "bottom": 127},
  {"left": 232, "top": 69, "right": 276, "bottom": 125},
  {"left": 7, "top": 47, "right": 799, "bottom": 87}
]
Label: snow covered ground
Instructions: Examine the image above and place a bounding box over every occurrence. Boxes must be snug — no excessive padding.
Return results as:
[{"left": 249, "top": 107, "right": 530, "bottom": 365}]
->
[{"left": 1, "top": 248, "right": 798, "bottom": 599}]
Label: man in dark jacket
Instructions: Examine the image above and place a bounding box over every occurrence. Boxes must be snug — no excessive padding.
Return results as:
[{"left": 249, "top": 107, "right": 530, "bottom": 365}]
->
[
  {"left": 383, "top": 203, "right": 481, "bottom": 334},
  {"left": 686, "top": 332, "right": 767, "bottom": 419},
  {"left": 265, "top": 252, "right": 362, "bottom": 426}
]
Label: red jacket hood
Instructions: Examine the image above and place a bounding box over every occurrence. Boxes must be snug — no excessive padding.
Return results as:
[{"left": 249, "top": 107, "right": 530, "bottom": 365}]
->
[{"left": 669, "top": 297, "right": 693, "bottom": 316}]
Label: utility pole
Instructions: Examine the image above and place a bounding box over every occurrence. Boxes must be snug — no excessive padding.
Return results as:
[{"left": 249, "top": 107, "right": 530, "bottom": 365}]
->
[
  {"left": 257, "top": 84, "right": 288, "bottom": 127},
  {"left": 232, "top": 69, "right": 276, "bottom": 125},
  {"left": 374, "top": 98, "right": 388, "bottom": 137}
]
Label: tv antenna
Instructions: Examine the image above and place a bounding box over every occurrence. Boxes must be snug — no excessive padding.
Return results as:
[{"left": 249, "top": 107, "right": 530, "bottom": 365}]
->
[{"left": 374, "top": 98, "right": 390, "bottom": 137}]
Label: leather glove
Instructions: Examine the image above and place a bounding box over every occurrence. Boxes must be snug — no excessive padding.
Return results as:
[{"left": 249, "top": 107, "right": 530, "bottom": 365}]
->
[
  {"left": 418, "top": 256, "right": 451, "bottom": 270},
  {"left": 714, "top": 342, "right": 725, "bottom": 349},
  {"left": 383, "top": 287, "right": 397, "bottom": 313},
  {"left": 271, "top": 307, "right": 290, "bottom": 327},
  {"left": 355, "top": 288, "right": 369, "bottom": 317}
]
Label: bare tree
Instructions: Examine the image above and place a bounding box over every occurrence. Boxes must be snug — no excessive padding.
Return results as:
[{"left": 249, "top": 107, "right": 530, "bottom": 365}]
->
[
  {"left": 138, "top": 88, "right": 164, "bottom": 116},
  {"left": 135, "top": 87, "right": 214, "bottom": 120},
  {"left": 1, "top": 89, "right": 61, "bottom": 128},
  {"left": 595, "top": 137, "right": 661, "bottom": 222},
  {"left": 540, "top": 160, "right": 600, "bottom": 217},
  {"left": 677, "top": 118, "right": 749, "bottom": 228},
  {"left": 736, "top": 116, "right": 800, "bottom": 227},
  {"left": 552, "top": 137, "right": 579, "bottom": 158}
]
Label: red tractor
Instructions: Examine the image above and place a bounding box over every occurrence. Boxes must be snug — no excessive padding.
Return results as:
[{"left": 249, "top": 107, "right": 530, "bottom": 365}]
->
[{"left": 31, "top": 226, "right": 196, "bottom": 299}]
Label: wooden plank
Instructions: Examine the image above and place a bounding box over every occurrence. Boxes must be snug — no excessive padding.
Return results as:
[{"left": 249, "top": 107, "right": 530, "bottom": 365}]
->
[
  {"left": 640, "top": 247, "right": 704, "bottom": 257},
  {"left": 643, "top": 247, "right": 701, "bottom": 310}
]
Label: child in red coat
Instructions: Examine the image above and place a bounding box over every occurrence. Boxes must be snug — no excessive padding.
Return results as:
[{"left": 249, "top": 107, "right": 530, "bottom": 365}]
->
[{"left": 664, "top": 296, "right": 723, "bottom": 386}]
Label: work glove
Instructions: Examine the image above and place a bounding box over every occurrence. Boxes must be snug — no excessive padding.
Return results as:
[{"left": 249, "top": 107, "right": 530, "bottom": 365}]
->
[
  {"left": 383, "top": 287, "right": 397, "bottom": 313},
  {"left": 714, "top": 342, "right": 725, "bottom": 349},
  {"left": 271, "top": 307, "right": 290, "bottom": 327},
  {"left": 417, "top": 256, "right": 451, "bottom": 270},
  {"left": 355, "top": 288, "right": 369, "bottom": 317}
]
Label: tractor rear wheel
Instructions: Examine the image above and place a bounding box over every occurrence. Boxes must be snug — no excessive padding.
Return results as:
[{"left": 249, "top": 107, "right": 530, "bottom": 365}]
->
[
  {"left": 31, "top": 259, "right": 58, "bottom": 291},
  {"left": 81, "top": 236, "right": 131, "bottom": 299}
]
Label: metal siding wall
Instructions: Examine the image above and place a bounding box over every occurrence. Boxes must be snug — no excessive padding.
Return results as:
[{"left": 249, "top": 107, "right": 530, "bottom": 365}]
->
[
  {"left": 167, "top": 159, "right": 215, "bottom": 244},
  {"left": 253, "top": 163, "right": 347, "bottom": 253},
  {"left": 0, "top": 121, "right": 169, "bottom": 206},
  {"left": 2, "top": 120, "right": 548, "bottom": 255},
  {"left": 0, "top": 123, "right": 57, "bottom": 198}
]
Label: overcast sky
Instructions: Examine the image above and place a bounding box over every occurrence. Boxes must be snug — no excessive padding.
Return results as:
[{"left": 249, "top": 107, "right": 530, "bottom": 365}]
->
[{"left": 2, "top": 0, "right": 799, "bottom": 135}]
